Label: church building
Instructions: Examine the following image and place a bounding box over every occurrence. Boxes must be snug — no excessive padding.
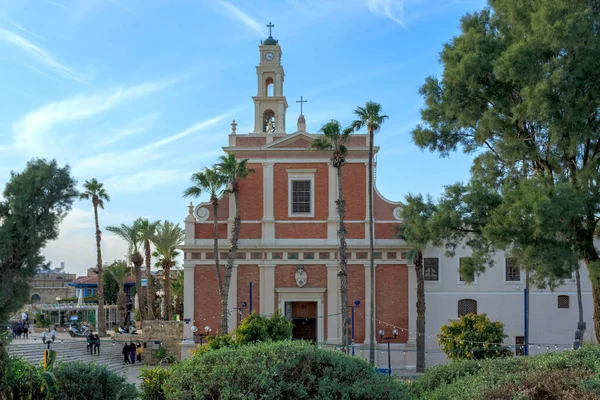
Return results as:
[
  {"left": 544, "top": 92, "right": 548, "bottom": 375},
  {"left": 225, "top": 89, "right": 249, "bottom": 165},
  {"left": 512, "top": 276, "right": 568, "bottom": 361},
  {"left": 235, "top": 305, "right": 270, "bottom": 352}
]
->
[{"left": 181, "top": 29, "right": 417, "bottom": 369}]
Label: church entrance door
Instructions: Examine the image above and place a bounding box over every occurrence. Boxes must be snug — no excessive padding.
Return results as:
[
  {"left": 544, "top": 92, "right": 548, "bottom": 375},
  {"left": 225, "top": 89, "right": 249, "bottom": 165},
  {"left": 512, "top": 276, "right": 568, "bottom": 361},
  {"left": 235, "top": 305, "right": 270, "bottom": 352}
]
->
[{"left": 286, "top": 301, "right": 317, "bottom": 342}]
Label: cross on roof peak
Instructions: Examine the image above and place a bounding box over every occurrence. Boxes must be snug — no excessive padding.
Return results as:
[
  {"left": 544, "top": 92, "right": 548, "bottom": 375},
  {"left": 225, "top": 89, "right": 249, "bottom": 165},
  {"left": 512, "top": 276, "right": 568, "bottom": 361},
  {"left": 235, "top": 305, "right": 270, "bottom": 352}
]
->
[
  {"left": 296, "top": 96, "right": 307, "bottom": 115},
  {"left": 267, "top": 22, "right": 274, "bottom": 37}
]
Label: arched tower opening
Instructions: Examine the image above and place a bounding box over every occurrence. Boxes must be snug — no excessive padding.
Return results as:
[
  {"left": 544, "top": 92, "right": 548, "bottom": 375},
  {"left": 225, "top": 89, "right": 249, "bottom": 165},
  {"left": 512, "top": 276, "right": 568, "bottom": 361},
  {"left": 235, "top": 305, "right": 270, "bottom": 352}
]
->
[
  {"left": 263, "top": 109, "right": 276, "bottom": 133},
  {"left": 265, "top": 77, "right": 274, "bottom": 96}
]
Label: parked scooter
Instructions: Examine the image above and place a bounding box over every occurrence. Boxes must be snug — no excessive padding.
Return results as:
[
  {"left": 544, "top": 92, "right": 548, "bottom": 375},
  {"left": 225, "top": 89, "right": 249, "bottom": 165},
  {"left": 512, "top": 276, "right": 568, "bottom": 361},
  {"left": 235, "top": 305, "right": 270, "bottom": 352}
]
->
[
  {"left": 118, "top": 325, "right": 137, "bottom": 335},
  {"left": 68, "top": 322, "right": 90, "bottom": 337}
]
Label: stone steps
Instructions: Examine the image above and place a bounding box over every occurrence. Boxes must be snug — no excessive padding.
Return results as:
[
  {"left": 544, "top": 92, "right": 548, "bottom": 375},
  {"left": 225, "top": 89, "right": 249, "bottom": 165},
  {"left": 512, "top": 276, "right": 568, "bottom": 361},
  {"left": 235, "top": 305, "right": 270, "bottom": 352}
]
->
[{"left": 7, "top": 340, "right": 142, "bottom": 377}]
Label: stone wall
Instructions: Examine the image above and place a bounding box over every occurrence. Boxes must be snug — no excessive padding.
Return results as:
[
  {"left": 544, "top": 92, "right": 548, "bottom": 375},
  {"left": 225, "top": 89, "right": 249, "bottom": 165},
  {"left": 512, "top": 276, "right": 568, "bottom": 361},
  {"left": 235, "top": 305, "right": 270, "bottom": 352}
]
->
[{"left": 140, "top": 320, "right": 184, "bottom": 364}]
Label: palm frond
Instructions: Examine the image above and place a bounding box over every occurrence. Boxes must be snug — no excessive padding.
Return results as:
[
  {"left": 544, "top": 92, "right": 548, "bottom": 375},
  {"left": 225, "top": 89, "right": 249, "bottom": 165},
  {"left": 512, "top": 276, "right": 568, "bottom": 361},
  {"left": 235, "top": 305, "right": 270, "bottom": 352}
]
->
[{"left": 106, "top": 223, "right": 141, "bottom": 253}]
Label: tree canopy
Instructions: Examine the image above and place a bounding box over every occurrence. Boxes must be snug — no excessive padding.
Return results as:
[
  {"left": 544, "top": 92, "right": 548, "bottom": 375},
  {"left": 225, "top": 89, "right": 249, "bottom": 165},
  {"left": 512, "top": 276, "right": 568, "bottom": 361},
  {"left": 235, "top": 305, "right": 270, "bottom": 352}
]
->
[
  {"left": 411, "top": 0, "right": 600, "bottom": 335},
  {"left": 0, "top": 159, "right": 77, "bottom": 324}
]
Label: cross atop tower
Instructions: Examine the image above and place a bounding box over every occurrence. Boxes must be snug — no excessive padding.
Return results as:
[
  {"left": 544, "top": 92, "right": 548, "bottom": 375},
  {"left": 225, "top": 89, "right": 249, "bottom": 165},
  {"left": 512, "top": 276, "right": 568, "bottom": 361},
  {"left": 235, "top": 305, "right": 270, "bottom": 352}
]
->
[
  {"left": 296, "top": 96, "right": 307, "bottom": 115},
  {"left": 267, "top": 22, "right": 274, "bottom": 37}
]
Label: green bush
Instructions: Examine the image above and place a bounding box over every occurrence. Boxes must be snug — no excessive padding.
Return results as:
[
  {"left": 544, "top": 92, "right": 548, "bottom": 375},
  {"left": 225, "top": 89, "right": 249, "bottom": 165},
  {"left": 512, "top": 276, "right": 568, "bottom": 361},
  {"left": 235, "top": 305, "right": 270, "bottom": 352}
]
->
[
  {"left": 140, "top": 366, "right": 171, "bottom": 400},
  {"left": 412, "top": 346, "right": 600, "bottom": 400},
  {"left": 2, "top": 356, "right": 47, "bottom": 399},
  {"left": 437, "top": 313, "right": 512, "bottom": 361},
  {"left": 52, "top": 361, "right": 137, "bottom": 400},
  {"left": 163, "top": 341, "right": 411, "bottom": 400}
]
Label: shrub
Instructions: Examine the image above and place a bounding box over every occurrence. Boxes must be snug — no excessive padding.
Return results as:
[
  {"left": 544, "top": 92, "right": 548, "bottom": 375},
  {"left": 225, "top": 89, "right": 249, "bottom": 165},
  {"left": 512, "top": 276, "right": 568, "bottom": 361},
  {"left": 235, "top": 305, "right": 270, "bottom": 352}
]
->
[
  {"left": 52, "top": 361, "right": 137, "bottom": 400},
  {"left": 163, "top": 341, "right": 411, "bottom": 400},
  {"left": 412, "top": 345, "right": 600, "bottom": 400},
  {"left": 234, "top": 311, "right": 292, "bottom": 345},
  {"left": 437, "top": 313, "right": 512, "bottom": 361},
  {"left": 2, "top": 356, "right": 47, "bottom": 399},
  {"left": 140, "top": 366, "right": 171, "bottom": 400}
]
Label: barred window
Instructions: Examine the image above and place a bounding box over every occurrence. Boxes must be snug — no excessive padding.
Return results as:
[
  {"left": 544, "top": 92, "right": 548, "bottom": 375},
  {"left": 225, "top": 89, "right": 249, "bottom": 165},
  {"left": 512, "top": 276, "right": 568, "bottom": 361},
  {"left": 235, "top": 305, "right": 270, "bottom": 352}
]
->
[
  {"left": 505, "top": 259, "right": 520, "bottom": 281},
  {"left": 558, "top": 295, "right": 570, "bottom": 309},
  {"left": 424, "top": 258, "right": 439, "bottom": 281},
  {"left": 458, "top": 299, "right": 477, "bottom": 317},
  {"left": 292, "top": 180, "right": 311, "bottom": 213}
]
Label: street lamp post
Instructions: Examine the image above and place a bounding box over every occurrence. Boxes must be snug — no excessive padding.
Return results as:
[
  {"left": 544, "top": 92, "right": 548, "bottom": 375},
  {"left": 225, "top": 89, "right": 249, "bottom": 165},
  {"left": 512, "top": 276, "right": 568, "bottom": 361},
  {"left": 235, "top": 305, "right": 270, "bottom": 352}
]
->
[
  {"left": 379, "top": 329, "right": 398, "bottom": 376},
  {"left": 234, "top": 302, "right": 248, "bottom": 322},
  {"left": 347, "top": 300, "right": 360, "bottom": 356},
  {"left": 191, "top": 325, "right": 212, "bottom": 345}
]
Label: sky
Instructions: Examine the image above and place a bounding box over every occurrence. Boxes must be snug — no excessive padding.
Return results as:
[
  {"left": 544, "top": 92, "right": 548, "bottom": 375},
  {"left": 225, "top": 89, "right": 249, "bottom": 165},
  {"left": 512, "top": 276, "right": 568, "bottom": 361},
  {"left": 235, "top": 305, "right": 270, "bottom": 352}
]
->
[{"left": 0, "top": 0, "right": 486, "bottom": 277}]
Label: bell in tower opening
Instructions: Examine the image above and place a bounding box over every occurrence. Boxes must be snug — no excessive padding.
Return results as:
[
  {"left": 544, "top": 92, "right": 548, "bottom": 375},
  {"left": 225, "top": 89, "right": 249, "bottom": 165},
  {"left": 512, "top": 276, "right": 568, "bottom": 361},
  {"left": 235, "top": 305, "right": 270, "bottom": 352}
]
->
[{"left": 263, "top": 110, "right": 276, "bottom": 133}]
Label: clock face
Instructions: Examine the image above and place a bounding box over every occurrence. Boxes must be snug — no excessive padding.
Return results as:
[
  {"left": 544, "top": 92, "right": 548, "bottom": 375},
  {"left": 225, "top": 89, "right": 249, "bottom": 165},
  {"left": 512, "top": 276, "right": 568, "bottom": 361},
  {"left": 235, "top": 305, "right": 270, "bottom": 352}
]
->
[{"left": 265, "top": 52, "right": 274, "bottom": 61}]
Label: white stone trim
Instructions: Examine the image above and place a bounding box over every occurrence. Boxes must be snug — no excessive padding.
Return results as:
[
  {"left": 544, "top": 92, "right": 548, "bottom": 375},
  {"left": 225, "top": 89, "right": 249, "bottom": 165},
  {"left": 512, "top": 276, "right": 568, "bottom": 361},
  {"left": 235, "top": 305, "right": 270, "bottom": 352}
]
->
[
  {"left": 275, "top": 287, "right": 327, "bottom": 293},
  {"left": 183, "top": 265, "right": 195, "bottom": 339},
  {"left": 287, "top": 170, "right": 316, "bottom": 218},
  {"left": 503, "top": 256, "right": 523, "bottom": 284},
  {"left": 260, "top": 265, "right": 275, "bottom": 316}
]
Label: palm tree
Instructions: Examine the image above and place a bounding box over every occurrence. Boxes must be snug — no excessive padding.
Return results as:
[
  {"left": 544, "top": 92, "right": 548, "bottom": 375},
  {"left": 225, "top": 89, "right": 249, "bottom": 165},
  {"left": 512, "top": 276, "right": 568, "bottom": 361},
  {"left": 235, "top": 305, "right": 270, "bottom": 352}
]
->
[
  {"left": 137, "top": 218, "right": 161, "bottom": 320},
  {"left": 350, "top": 101, "right": 388, "bottom": 366},
  {"left": 106, "top": 220, "right": 144, "bottom": 321},
  {"left": 309, "top": 120, "right": 352, "bottom": 353},
  {"left": 105, "top": 261, "right": 131, "bottom": 327},
  {"left": 79, "top": 178, "right": 110, "bottom": 336},
  {"left": 216, "top": 154, "right": 255, "bottom": 334},
  {"left": 171, "top": 270, "right": 185, "bottom": 318},
  {"left": 183, "top": 167, "right": 227, "bottom": 332},
  {"left": 151, "top": 221, "right": 185, "bottom": 321}
]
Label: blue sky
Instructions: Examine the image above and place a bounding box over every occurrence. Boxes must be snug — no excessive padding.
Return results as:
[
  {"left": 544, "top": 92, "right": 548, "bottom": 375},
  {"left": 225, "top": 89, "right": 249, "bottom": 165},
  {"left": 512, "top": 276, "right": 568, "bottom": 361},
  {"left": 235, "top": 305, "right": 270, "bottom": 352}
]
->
[{"left": 0, "top": 0, "right": 485, "bottom": 276}]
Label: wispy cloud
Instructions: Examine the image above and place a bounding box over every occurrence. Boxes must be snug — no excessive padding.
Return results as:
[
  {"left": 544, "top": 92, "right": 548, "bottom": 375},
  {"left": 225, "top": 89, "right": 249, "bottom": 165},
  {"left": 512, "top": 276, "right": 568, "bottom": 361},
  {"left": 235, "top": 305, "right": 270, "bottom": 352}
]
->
[
  {"left": 96, "top": 113, "right": 160, "bottom": 148},
  {"left": 367, "top": 0, "right": 406, "bottom": 27},
  {"left": 11, "top": 77, "right": 182, "bottom": 157},
  {"left": 2, "top": 20, "right": 47, "bottom": 41},
  {"left": 216, "top": 0, "right": 267, "bottom": 37},
  {"left": 43, "top": 0, "right": 70, "bottom": 11},
  {"left": 73, "top": 109, "right": 236, "bottom": 177},
  {"left": 104, "top": 169, "right": 189, "bottom": 195},
  {"left": 0, "top": 28, "right": 86, "bottom": 84}
]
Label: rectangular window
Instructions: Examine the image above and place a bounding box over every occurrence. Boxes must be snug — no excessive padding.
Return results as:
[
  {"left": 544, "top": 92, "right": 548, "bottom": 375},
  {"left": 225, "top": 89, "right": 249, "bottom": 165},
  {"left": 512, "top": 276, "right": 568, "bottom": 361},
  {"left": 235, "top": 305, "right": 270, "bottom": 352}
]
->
[
  {"left": 292, "top": 180, "right": 311, "bottom": 214},
  {"left": 558, "top": 295, "right": 570, "bottom": 309},
  {"left": 288, "top": 252, "right": 299, "bottom": 260},
  {"left": 251, "top": 252, "right": 263, "bottom": 260},
  {"left": 272, "top": 252, "right": 283, "bottom": 260},
  {"left": 459, "top": 258, "right": 475, "bottom": 282},
  {"left": 505, "top": 258, "right": 520, "bottom": 282},
  {"left": 387, "top": 252, "right": 397, "bottom": 259},
  {"left": 374, "top": 252, "right": 382, "bottom": 259},
  {"left": 319, "top": 252, "right": 330, "bottom": 260},
  {"left": 424, "top": 258, "right": 439, "bottom": 281},
  {"left": 303, "top": 252, "right": 314, "bottom": 260}
]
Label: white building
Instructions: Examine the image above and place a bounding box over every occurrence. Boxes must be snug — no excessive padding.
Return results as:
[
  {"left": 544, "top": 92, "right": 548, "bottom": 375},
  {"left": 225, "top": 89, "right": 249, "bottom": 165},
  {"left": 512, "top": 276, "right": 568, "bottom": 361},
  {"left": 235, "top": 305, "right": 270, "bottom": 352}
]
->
[{"left": 422, "top": 246, "right": 596, "bottom": 365}]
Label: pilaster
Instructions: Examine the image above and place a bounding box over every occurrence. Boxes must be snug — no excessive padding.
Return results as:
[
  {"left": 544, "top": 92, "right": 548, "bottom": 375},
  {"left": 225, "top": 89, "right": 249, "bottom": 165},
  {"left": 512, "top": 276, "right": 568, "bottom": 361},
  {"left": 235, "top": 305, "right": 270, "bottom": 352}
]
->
[
  {"left": 364, "top": 263, "right": 374, "bottom": 344},
  {"left": 262, "top": 162, "right": 275, "bottom": 245},
  {"left": 183, "top": 263, "right": 195, "bottom": 339},
  {"left": 254, "top": 103, "right": 261, "bottom": 133},
  {"left": 326, "top": 263, "right": 341, "bottom": 345},
  {"left": 327, "top": 163, "right": 338, "bottom": 245},
  {"left": 405, "top": 263, "right": 417, "bottom": 368},
  {"left": 364, "top": 162, "right": 370, "bottom": 241},
  {"left": 277, "top": 101, "right": 285, "bottom": 133},
  {"left": 260, "top": 264, "right": 276, "bottom": 316}
]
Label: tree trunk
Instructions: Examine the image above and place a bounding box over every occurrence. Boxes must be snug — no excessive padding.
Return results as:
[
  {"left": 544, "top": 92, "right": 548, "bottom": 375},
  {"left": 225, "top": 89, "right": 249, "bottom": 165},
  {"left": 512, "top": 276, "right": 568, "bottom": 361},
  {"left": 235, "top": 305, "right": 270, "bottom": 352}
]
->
[
  {"left": 368, "top": 128, "right": 375, "bottom": 366},
  {"left": 336, "top": 166, "right": 349, "bottom": 353},
  {"left": 117, "top": 289, "right": 127, "bottom": 326},
  {"left": 212, "top": 201, "right": 224, "bottom": 334},
  {"left": 93, "top": 197, "right": 106, "bottom": 336},
  {"left": 164, "top": 262, "right": 172, "bottom": 321},
  {"left": 582, "top": 241, "right": 600, "bottom": 339},
  {"left": 415, "top": 251, "right": 425, "bottom": 373},
  {"left": 144, "top": 240, "right": 155, "bottom": 320},
  {"left": 222, "top": 190, "right": 241, "bottom": 335},
  {"left": 132, "top": 252, "right": 144, "bottom": 321}
]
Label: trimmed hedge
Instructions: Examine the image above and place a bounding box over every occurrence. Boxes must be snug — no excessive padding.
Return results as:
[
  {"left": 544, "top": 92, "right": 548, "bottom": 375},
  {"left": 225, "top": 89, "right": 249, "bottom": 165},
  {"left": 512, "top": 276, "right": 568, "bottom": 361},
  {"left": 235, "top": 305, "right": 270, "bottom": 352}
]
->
[
  {"left": 162, "top": 341, "right": 411, "bottom": 400},
  {"left": 52, "top": 361, "right": 137, "bottom": 400},
  {"left": 411, "top": 346, "right": 600, "bottom": 399}
]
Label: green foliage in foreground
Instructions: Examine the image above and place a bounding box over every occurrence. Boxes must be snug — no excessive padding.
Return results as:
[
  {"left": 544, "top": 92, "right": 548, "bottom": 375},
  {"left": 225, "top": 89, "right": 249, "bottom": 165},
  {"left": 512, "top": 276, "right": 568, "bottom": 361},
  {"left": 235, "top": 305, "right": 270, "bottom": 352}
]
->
[
  {"left": 0, "top": 357, "right": 137, "bottom": 400},
  {"left": 162, "top": 341, "right": 410, "bottom": 400},
  {"left": 438, "top": 313, "right": 512, "bottom": 361},
  {"left": 411, "top": 346, "right": 600, "bottom": 400}
]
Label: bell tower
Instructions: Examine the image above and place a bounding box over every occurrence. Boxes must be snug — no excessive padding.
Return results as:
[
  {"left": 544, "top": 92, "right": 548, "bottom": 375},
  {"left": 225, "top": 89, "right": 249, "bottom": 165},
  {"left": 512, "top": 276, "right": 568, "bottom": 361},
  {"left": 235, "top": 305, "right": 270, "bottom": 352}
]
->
[{"left": 253, "top": 22, "right": 288, "bottom": 134}]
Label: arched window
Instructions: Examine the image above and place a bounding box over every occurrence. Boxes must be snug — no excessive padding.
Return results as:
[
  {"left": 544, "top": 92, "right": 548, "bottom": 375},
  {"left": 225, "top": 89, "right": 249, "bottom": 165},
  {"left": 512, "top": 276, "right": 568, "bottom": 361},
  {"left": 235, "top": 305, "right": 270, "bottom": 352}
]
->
[
  {"left": 263, "top": 109, "right": 276, "bottom": 133},
  {"left": 558, "top": 295, "right": 570, "bottom": 309},
  {"left": 265, "top": 77, "right": 274, "bottom": 96},
  {"left": 458, "top": 299, "right": 477, "bottom": 317},
  {"left": 31, "top": 294, "right": 41, "bottom": 303}
]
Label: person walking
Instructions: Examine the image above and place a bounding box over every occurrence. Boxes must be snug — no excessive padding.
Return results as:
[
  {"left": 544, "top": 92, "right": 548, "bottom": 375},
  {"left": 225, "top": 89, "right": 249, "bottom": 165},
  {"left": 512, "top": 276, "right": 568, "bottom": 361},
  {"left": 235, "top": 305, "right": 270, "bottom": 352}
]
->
[
  {"left": 22, "top": 311, "right": 28, "bottom": 324},
  {"left": 93, "top": 333, "right": 101, "bottom": 356},
  {"left": 50, "top": 328, "right": 57, "bottom": 343},
  {"left": 129, "top": 342, "right": 136, "bottom": 364},
  {"left": 122, "top": 343, "right": 130, "bottom": 364},
  {"left": 41, "top": 329, "right": 49, "bottom": 344},
  {"left": 136, "top": 342, "right": 142, "bottom": 363},
  {"left": 86, "top": 331, "right": 93, "bottom": 354},
  {"left": 22, "top": 323, "right": 29, "bottom": 340}
]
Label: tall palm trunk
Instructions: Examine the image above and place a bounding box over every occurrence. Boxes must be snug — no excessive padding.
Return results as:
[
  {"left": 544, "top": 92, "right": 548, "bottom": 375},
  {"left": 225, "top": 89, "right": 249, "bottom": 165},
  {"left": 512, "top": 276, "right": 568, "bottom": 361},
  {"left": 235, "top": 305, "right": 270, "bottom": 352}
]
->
[
  {"left": 367, "top": 129, "right": 375, "bottom": 365},
  {"left": 163, "top": 261, "right": 173, "bottom": 321},
  {"left": 132, "top": 252, "right": 144, "bottom": 321},
  {"left": 336, "top": 165, "right": 349, "bottom": 353},
  {"left": 212, "top": 199, "right": 225, "bottom": 333},
  {"left": 223, "top": 189, "right": 241, "bottom": 334},
  {"left": 145, "top": 241, "right": 155, "bottom": 320},
  {"left": 117, "top": 289, "right": 127, "bottom": 326},
  {"left": 93, "top": 197, "right": 106, "bottom": 336},
  {"left": 415, "top": 251, "right": 425, "bottom": 372}
]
